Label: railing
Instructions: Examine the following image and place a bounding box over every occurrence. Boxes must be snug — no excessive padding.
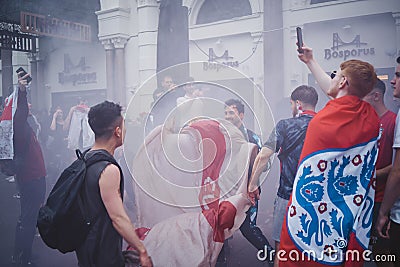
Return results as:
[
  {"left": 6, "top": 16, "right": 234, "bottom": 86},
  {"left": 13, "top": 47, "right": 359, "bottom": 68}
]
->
[
  {"left": 20, "top": 11, "right": 91, "bottom": 42},
  {"left": 0, "top": 30, "right": 36, "bottom": 52}
]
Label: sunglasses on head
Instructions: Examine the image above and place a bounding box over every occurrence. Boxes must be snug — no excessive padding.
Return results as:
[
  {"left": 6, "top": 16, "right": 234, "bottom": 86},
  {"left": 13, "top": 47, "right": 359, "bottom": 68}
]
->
[{"left": 330, "top": 70, "right": 350, "bottom": 86}]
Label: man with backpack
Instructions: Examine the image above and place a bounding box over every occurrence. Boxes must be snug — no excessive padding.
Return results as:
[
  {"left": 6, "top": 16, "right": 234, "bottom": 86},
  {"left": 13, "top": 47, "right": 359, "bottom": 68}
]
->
[{"left": 76, "top": 101, "right": 152, "bottom": 267}]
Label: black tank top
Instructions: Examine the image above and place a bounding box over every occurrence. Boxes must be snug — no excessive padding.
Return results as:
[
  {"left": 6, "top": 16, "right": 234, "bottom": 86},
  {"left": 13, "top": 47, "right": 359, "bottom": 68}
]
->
[{"left": 76, "top": 149, "right": 125, "bottom": 267}]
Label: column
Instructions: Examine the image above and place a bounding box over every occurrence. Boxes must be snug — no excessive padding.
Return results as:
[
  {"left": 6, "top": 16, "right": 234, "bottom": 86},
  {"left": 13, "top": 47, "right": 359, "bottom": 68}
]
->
[
  {"left": 102, "top": 39, "right": 115, "bottom": 101},
  {"left": 1, "top": 49, "right": 13, "bottom": 98},
  {"left": 284, "top": 25, "right": 303, "bottom": 96},
  {"left": 264, "top": 0, "right": 284, "bottom": 116},
  {"left": 137, "top": 0, "right": 159, "bottom": 84},
  {"left": 36, "top": 58, "right": 45, "bottom": 108},
  {"left": 27, "top": 52, "right": 38, "bottom": 107},
  {"left": 112, "top": 37, "right": 128, "bottom": 106}
]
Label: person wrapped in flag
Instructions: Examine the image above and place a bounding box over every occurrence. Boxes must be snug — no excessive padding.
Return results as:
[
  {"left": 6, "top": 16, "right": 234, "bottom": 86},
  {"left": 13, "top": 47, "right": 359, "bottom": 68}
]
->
[
  {"left": 131, "top": 118, "right": 258, "bottom": 265},
  {"left": 278, "top": 44, "right": 380, "bottom": 266}
]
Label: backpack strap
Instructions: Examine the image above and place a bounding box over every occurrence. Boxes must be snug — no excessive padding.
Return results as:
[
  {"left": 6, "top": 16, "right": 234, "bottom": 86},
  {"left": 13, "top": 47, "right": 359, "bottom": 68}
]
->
[
  {"left": 79, "top": 148, "right": 124, "bottom": 196},
  {"left": 80, "top": 149, "right": 118, "bottom": 167},
  {"left": 76, "top": 148, "right": 124, "bottom": 219}
]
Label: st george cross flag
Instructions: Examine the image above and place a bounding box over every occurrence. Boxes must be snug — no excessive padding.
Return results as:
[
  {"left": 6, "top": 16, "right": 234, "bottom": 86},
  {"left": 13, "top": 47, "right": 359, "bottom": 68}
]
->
[
  {"left": 0, "top": 88, "right": 18, "bottom": 159},
  {"left": 131, "top": 119, "right": 257, "bottom": 265},
  {"left": 132, "top": 118, "right": 256, "bottom": 227},
  {"left": 130, "top": 194, "right": 251, "bottom": 266},
  {"left": 279, "top": 96, "right": 380, "bottom": 266}
]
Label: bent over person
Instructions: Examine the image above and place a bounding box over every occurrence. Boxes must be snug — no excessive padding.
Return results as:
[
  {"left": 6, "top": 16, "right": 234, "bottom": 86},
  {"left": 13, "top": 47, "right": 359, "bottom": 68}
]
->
[
  {"left": 278, "top": 45, "right": 380, "bottom": 266},
  {"left": 76, "top": 101, "right": 152, "bottom": 267}
]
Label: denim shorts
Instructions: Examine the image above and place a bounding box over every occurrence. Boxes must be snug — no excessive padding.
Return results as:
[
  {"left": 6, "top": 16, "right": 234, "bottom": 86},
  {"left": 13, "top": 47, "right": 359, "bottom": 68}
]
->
[{"left": 272, "top": 196, "right": 289, "bottom": 242}]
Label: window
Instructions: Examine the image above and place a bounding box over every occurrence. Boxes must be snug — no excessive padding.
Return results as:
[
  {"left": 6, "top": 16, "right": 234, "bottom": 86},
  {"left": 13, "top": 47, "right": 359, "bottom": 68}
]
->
[{"left": 196, "top": 0, "right": 252, "bottom": 25}]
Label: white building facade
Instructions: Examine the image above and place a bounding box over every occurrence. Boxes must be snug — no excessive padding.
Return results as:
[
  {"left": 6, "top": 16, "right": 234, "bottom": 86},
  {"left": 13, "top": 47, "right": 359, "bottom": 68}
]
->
[
  {"left": 3, "top": 0, "right": 399, "bottom": 118},
  {"left": 282, "top": 0, "right": 400, "bottom": 111}
]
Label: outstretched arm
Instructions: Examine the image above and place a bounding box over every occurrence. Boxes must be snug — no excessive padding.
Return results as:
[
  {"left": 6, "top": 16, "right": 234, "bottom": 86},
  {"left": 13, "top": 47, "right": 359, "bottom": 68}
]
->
[
  {"left": 298, "top": 45, "right": 331, "bottom": 97},
  {"left": 248, "top": 147, "right": 274, "bottom": 205},
  {"left": 99, "top": 164, "right": 153, "bottom": 267},
  {"left": 13, "top": 73, "right": 30, "bottom": 147}
]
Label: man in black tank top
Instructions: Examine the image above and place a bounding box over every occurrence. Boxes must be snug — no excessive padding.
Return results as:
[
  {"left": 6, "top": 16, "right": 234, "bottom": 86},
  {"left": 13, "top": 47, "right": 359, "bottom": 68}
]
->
[{"left": 75, "top": 101, "right": 152, "bottom": 267}]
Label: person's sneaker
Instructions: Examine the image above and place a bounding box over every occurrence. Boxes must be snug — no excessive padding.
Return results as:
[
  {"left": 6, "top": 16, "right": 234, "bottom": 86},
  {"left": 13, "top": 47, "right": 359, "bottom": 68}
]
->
[
  {"left": 6, "top": 176, "right": 15, "bottom": 182},
  {"left": 13, "top": 193, "right": 21, "bottom": 199}
]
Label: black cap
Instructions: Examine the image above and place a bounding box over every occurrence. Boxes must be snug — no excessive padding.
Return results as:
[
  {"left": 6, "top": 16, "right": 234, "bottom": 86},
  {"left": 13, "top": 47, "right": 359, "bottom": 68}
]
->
[{"left": 397, "top": 56, "right": 400, "bottom": 64}]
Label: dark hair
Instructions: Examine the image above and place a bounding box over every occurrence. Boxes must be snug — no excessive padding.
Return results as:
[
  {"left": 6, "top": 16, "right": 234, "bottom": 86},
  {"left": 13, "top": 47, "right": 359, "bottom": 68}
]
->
[
  {"left": 225, "top": 99, "right": 245, "bottom": 114},
  {"left": 290, "top": 85, "right": 318, "bottom": 107},
  {"left": 374, "top": 79, "right": 386, "bottom": 94},
  {"left": 88, "top": 101, "right": 123, "bottom": 139},
  {"left": 397, "top": 56, "right": 400, "bottom": 64}
]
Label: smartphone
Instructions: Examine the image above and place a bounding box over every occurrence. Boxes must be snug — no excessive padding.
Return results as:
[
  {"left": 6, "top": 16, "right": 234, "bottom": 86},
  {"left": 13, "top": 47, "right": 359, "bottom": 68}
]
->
[
  {"left": 296, "top": 27, "right": 304, "bottom": 53},
  {"left": 16, "top": 67, "right": 32, "bottom": 83}
]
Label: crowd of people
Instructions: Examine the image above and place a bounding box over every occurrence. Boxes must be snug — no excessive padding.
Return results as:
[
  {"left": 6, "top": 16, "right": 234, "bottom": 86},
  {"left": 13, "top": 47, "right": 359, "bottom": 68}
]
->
[{"left": 0, "top": 41, "right": 400, "bottom": 267}]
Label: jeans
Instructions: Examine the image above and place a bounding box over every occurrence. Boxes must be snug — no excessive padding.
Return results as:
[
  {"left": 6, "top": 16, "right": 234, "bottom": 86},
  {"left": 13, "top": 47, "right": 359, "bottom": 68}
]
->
[{"left": 13, "top": 177, "right": 46, "bottom": 264}]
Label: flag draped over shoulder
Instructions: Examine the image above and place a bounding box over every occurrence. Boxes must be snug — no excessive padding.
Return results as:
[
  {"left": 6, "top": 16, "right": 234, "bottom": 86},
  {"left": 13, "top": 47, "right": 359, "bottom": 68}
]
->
[
  {"left": 131, "top": 119, "right": 256, "bottom": 265},
  {"left": 0, "top": 88, "right": 18, "bottom": 159},
  {"left": 279, "top": 96, "right": 380, "bottom": 266}
]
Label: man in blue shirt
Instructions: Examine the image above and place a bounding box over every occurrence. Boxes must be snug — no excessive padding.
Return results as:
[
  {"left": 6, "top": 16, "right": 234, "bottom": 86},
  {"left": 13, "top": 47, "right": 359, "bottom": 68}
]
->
[{"left": 248, "top": 85, "right": 318, "bottom": 267}]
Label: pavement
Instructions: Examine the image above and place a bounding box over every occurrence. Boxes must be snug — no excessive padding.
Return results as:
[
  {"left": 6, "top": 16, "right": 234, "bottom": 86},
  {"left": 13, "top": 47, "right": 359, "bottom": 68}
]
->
[
  {"left": 0, "top": 170, "right": 273, "bottom": 267},
  {"left": 0, "top": 172, "right": 77, "bottom": 267}
]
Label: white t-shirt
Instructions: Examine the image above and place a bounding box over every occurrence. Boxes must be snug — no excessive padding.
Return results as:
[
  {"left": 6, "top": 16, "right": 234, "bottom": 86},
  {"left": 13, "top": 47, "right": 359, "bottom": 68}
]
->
[{"left": 390, "top": 109, "right": 400, "bottom": 224}]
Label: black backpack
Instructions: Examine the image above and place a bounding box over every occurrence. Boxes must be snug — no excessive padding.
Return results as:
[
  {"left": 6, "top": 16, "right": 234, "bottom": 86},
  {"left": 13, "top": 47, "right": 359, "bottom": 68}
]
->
[{"left": 37, "top": 149, "right": 120, "bottom": 253}]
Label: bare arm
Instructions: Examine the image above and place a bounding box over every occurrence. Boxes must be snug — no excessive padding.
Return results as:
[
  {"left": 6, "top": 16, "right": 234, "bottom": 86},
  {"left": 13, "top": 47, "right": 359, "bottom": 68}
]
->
[
  {"left": 50, "top": 111, "right": 60, "bottom": 131},
  {"left": 99, "top": 164, "right": 152, "bottom": 267},
  {"left": 376, "top": 148, "right": 400, "bottom": 238},
  {"left": 248, "top": 147, "right": 274, "bottom": 204},
  {"left": 13, "top": 74, "right": 30, "bottom": 147},
  {"left": 298, "top": 45, "right": 331, "bottom": 97},
  {"left": 376, "top": 164, "right": 392, "bottom": 180}
]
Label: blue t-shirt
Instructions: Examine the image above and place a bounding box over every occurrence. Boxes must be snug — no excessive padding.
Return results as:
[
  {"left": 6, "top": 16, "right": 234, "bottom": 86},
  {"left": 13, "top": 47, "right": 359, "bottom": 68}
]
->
[{"left": 264, "top": 111, "right": 316, "bottom": 200}]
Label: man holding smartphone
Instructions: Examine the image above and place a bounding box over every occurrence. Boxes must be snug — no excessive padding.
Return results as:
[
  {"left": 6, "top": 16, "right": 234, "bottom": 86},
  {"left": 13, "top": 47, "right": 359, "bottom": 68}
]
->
[
  {"left": 277, "top": 45, "right": 380, "bottom": 266},
  {"left": 12, "top": 70, "right": 46, "bottom": 266}
]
